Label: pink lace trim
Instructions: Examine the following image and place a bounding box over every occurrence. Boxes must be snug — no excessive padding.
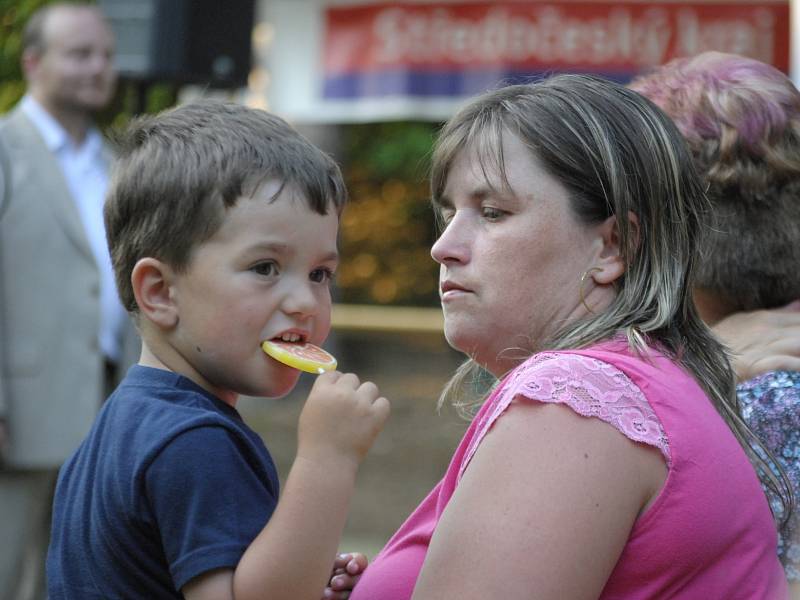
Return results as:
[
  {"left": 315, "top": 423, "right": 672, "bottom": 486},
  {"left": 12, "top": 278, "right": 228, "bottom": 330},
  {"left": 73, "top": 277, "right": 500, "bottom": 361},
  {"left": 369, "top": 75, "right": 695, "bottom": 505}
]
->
[{"left": 459, "top": 352, "right": 670, "bottom": 481}]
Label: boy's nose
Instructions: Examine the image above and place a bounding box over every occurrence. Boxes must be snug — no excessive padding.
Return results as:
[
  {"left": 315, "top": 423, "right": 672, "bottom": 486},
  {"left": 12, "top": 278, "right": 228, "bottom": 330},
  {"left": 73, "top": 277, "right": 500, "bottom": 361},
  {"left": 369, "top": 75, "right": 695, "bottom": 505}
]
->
[{"left": 282, "top": 282, "right": 317, "bottom": 317}]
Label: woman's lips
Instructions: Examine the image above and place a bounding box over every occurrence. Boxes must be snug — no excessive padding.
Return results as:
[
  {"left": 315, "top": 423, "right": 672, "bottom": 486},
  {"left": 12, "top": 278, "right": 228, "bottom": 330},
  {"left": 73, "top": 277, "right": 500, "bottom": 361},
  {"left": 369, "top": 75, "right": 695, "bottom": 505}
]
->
[{"left": 440, "top": 280, "right": 472, "bottom": 300}]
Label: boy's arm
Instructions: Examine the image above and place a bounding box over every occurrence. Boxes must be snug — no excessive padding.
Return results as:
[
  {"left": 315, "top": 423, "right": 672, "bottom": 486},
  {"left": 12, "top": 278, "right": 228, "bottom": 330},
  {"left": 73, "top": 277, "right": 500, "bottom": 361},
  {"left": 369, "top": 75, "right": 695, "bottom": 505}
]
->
[
  {"left": 233, "top": 452, "right": 358, "bottom": 599},
  {"left": 182, "top": 548, "right": 365, "bottom": 600},
  {"left": 233, "top": 371, "right": 388, "bottom": 600},
  {"left": 183, "top": 568, "right": 235, "bottom": 599},
  {"left": 184, "top": 371, "right": 388, "bottom": 600},
  {"left": 182, "top": 547, "right": 365, "bottom": 600}
]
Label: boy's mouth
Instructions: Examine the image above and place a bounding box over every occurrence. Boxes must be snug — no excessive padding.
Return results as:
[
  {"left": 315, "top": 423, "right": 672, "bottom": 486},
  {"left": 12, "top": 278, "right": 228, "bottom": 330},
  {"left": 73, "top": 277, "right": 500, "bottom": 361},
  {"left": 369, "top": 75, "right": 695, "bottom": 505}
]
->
[{"left": 270, "top": 331, "right": 307, "bottom": 344}]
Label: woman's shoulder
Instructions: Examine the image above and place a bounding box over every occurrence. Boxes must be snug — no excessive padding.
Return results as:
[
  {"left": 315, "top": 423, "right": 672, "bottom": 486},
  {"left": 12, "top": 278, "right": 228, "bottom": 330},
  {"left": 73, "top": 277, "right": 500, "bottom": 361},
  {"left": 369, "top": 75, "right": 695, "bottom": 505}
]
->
[
  {"left": 460, "top": 344, "right": 671, "bottom": 481},
  {"left": 504, "top": 337, "right": 684, "bottom": 408},
  {"left": 534, "top": 338, "right": 706, "bottom": 405},
  {"left": 507, "top": 347, "right": 670, "bottom": 455}
]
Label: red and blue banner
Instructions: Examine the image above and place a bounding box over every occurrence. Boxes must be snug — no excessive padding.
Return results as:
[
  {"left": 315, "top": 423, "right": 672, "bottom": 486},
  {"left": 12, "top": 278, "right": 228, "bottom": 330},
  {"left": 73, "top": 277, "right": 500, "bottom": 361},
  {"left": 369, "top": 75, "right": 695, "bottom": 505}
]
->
[{"left": 322, "top": 1, "right": 790, "bottom": 100}]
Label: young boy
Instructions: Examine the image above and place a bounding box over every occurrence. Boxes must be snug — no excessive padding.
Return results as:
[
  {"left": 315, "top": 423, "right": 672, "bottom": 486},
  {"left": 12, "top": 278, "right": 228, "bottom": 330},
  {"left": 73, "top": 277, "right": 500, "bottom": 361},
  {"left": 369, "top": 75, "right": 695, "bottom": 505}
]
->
[{"left": 45, "top": 101, "right": 390, "bottom": 600}]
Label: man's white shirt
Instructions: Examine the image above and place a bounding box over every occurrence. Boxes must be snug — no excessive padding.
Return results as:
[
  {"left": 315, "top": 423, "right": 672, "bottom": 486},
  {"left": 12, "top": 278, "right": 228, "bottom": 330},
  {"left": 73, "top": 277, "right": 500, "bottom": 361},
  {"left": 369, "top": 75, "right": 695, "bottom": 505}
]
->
[{"left": 21, "top": 95, "right": 125, "bottom": 362}]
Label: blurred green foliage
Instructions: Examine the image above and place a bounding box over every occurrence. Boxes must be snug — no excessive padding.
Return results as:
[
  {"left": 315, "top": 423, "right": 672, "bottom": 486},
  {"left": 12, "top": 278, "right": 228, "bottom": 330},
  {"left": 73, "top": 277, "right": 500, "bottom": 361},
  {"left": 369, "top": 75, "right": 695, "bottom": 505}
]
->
[
  {"left": 0, "top": 0, "right": 176, "bottom": 125},
  {"left": 338, "top": 122, "right": 441, "bottom": 307},
  {"left": 0, "top": 0, "right": 44, "bottom": 112}
]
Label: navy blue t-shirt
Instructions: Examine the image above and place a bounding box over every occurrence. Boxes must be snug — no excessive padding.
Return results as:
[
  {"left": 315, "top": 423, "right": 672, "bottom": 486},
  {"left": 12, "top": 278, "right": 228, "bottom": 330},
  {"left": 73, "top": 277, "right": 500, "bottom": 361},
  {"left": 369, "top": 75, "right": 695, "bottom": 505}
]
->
[{"left": 46, "top": 365, "right": 280, "bottom": 599}]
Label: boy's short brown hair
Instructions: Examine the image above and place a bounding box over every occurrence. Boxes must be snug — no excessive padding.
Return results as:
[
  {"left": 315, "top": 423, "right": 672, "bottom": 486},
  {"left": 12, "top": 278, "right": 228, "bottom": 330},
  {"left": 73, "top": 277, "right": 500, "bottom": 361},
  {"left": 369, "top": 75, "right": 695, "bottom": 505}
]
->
[{"left": 104, "top": 100, "right": 347, "bottom": 313}]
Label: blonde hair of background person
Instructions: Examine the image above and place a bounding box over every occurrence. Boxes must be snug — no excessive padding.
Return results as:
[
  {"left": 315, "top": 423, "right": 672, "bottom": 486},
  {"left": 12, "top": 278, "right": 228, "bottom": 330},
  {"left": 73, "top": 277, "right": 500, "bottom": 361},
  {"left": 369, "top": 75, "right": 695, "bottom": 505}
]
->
[
  {"left": 631, "top": 51, "right": 800, "bottom": 595},
  {"left": 347, "top": 74, "right": 791, "bottom": 600}
]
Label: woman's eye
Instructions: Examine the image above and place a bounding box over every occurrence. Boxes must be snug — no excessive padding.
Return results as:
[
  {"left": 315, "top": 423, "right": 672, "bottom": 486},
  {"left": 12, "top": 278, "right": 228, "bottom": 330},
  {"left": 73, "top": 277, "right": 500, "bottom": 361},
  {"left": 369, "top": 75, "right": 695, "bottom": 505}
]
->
[
  {"left": 438, "top": 209, "right": 455, "bottom": 226},
  {"left": 253, "top": 261, "right": 278, "bottom": 277},
  {"left": 482, "top": 206, "right": 504, "bottom": 221},
  {"left": 310, "top": 268, "right": 335, "bottom": 284}
]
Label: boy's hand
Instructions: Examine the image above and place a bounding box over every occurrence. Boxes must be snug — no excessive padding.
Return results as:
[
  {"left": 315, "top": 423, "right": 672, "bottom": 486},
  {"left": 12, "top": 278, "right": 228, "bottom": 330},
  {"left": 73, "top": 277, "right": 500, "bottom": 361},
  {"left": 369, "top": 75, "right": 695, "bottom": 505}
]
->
[
  {"left": 297, "top": 372, "right": 390, "bottom": 468},
  {"left": 321, "top": 552, "right": 368, "bottom": 599}
]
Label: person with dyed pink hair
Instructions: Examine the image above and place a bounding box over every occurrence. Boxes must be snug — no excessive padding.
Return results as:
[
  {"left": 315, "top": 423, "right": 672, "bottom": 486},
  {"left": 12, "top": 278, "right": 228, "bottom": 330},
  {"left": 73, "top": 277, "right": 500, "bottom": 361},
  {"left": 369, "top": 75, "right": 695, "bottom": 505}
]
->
[{"left": 631, "top": 51, "right": 800, "bottom": 596}]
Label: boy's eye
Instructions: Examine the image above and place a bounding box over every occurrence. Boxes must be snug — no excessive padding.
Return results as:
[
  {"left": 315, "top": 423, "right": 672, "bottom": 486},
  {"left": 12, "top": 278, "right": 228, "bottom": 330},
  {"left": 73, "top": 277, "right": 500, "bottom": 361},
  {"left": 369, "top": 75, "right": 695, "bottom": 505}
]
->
[
  {"left": 253, "top": 261, "right": 278, "bottom": 277},
  {"left": 310, "top": 267, "right": 334, "bottom": 284}
]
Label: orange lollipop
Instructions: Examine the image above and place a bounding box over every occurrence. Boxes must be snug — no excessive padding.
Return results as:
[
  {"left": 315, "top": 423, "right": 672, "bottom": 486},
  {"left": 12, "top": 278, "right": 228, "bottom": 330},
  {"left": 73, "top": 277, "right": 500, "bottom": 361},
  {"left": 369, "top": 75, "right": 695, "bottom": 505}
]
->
[{"left": 261, "top": 340, "right": 338, "bottom": 374}]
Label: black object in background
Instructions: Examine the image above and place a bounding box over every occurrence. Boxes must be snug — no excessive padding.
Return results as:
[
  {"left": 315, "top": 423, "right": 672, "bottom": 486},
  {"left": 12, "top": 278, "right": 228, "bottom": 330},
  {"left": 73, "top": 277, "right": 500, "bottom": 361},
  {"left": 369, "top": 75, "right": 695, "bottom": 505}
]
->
[{"left": 98, "top": 0, "right": 255, "bottom": 89}]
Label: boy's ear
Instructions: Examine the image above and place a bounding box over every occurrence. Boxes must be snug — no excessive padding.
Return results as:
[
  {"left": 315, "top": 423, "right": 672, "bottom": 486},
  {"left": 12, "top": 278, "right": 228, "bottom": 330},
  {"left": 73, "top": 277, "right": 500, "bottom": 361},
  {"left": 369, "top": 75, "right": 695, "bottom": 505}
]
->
[
  {"left": 131, "top": 258, "right": 178, "bottom": 329},
  {"left": 591, "top": 212, "right": 640, "bottom": 286}
]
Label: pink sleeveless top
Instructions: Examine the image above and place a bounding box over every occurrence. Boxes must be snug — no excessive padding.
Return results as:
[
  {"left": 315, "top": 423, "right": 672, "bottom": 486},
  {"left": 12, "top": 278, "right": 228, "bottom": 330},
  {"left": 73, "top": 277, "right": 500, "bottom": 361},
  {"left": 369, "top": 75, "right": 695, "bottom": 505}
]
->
[{"left": 351, "top": 340, "right": 787, "bottom": 599}]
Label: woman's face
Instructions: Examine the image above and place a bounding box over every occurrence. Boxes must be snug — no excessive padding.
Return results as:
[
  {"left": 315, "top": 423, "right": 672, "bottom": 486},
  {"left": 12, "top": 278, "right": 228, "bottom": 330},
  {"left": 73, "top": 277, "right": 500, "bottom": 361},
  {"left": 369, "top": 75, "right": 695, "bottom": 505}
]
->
[{"left": 431, "top": 132, "right": 606, "bottom": 376}]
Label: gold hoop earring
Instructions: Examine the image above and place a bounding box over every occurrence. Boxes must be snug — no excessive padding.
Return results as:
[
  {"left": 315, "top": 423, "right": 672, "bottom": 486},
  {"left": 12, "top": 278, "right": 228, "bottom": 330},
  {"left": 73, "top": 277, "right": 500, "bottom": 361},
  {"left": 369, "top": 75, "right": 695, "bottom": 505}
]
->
[{"left": 579, "top": 267, "right": 603, "bottom": 314}]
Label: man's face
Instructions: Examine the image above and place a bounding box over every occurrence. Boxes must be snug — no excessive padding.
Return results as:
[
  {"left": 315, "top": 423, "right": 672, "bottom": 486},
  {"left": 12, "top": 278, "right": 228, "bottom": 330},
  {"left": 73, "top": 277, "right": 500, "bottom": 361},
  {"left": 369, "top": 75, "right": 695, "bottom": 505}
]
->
[{"left": 26, "top": 7, "right": 117, "bottom": 114}]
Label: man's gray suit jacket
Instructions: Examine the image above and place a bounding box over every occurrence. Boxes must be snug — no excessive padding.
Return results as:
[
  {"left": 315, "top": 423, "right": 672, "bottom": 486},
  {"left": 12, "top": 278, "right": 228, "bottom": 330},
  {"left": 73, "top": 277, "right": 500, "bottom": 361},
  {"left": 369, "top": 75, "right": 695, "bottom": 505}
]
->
[{"left": 0, "top": 106, "right": 139, "bottom": 469}]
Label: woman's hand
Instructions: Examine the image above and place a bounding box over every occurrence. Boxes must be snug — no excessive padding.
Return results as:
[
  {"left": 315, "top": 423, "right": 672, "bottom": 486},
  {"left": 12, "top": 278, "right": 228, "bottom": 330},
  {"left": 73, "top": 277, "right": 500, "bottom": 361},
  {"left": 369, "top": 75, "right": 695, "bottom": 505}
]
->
[
  {"left": 712, "top": 301, "right": 800, "bottom": 382},
  {"left": 322, "top": 553, "right": 368, "bottom": 599}
]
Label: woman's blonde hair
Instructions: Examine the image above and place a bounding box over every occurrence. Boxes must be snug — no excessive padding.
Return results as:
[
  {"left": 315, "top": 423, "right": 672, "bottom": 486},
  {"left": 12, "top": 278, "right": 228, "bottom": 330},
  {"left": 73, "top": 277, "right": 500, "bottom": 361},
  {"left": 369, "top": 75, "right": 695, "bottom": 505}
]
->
[{"left": 432, "top": 74, "right": 792, "bottom": 523}]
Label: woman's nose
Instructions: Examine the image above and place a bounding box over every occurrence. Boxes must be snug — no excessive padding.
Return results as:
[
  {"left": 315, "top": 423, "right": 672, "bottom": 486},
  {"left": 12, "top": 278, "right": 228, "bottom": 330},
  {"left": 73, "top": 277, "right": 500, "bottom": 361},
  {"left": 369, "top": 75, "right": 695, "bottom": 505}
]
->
[{"left": 431, "top": 214, "right": 469, "bottom": 265}]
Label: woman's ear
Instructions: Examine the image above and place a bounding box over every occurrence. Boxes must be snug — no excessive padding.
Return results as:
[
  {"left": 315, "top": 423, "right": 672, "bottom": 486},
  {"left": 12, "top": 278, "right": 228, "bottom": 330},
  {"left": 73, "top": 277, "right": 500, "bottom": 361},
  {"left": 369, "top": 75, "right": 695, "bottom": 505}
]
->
[
  {"left": 131, "top": 258, "right": 178, "bottom": 329},
  {"left": 591, "top": 212, "right": 640, "bottom": 285}
]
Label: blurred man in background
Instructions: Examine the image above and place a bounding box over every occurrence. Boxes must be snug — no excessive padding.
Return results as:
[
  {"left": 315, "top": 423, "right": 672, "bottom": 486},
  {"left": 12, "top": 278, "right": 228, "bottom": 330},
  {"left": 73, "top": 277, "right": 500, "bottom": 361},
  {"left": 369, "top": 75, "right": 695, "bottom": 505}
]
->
[{"left": 0, "top": 4, "right": 138, "bottom": 598}]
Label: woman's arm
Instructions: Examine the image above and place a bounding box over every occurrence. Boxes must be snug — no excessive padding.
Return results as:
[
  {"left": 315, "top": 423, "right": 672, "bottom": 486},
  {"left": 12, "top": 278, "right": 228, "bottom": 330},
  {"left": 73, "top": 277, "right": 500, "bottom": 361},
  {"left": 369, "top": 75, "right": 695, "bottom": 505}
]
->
[{"left": 412, "top": 400, "right": 667, "bottom": 600}]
